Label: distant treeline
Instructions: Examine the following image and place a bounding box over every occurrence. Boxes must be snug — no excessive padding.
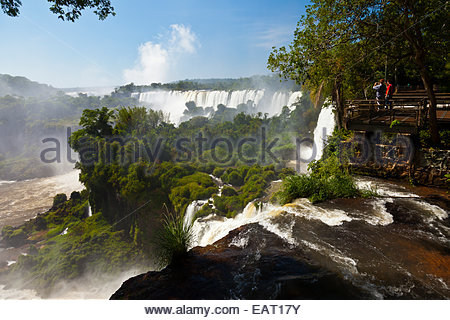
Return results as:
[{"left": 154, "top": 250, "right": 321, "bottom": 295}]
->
[
  {"left": 0, "top": 93, "right": 139, "bottom": 180},
  {"left": 0, "top": 74, "right": 59, "bottom": 97},
  {"left": 113, "top": 75, "right": 301, "bottom": 97}
]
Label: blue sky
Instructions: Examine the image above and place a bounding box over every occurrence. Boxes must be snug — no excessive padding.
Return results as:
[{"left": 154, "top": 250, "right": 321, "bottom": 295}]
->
[{"left": 0, "top": 0, "right": 308, "bottom": 88}]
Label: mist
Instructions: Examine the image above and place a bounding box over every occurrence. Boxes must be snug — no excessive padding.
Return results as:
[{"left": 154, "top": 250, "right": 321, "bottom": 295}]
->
[{"left": 124, "top": 24, "right": 200, "bottom": 85}]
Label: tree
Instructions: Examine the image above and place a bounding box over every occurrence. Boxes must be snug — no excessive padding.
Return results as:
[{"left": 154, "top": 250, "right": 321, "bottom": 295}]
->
[
  {"left": 1, "top": 0, "right": 115, "bottom": 21},
  {"left": 78, "top": 106, "right": 114, "bottom": 137},
  {"left": 372, "top": 0, "right": 449, "bottom": 145},
  {"left": 269, "top": 0, "right": 449, "bottom": 144},
  {"left": 268, "top": 0, "right": 380, "bottom": 128}
]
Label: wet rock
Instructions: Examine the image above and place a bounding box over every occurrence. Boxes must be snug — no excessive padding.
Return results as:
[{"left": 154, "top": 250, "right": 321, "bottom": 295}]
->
[
  {"left": 111, "top": 224, "right": 368, "bottom": 300},
  {"left": 385, "top": 200, "right": 423, "bottom": 225}
]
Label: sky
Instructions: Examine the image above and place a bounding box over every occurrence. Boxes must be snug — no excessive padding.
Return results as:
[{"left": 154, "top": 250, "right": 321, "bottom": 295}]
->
[{"left": 0, "top": 0, "right": 309, "bottom": 88}]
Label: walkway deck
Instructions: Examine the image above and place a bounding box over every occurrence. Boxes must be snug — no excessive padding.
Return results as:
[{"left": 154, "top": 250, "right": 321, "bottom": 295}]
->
[{"left": 344, "top": 92, "right": 450, "bottom": 134}]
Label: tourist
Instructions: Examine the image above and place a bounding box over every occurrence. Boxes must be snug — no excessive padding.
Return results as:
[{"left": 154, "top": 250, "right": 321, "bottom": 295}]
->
[
  {"left": 385, "top": 80, "right": 394, "bottom": 109},
  {"left": 373, "top": 79, "right": 386, "bottom": 109}
]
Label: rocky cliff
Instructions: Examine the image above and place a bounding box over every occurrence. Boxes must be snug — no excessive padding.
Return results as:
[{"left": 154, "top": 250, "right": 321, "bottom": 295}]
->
[{"left": 111, "top": 223, "right": 368, "bottom": 300}]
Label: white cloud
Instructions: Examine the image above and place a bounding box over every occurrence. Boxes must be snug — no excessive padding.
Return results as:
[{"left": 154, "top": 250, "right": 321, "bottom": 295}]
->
[
  {"left": 169, "top": 24, "right": 198, "bottom": 54},
  {"left": 123, "top": 43, "right": 170, "bottom": 85},
  {"left": 124, "top": 24, "right": 199, "bottom": 85}
]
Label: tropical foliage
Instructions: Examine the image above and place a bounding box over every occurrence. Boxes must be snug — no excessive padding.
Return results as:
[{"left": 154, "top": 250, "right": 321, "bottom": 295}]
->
[{"left": 268, "top": 0, "right": 449, "bottom": 144}]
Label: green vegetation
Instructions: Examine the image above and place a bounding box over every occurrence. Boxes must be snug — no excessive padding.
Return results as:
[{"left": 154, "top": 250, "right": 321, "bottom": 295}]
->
[
  {"left": 269, "top": 0, "right": 449, "bottom": 145},
  {"left": 169, "top": 172, "right": 218, "bottom": 214},
  {"left": 212, "top": 165, "right": 277, "bottom": 218},
  {"left": 52, "top": 193, "right": 68, "bottom": 207},
  {"left": 1, "top": 225, "right": 27, "bottom": 247},
  {"left": 153, "top": 211, "right": 193, "bottom": 267},
  {"left": 0, "top": 91, "right": 139, "bottom": 180},
  {"left": 420, "top": 128, "right": 450, "bottom": 149},
  {"left": 0, "top": 74, "right": 321, "bottom": 292},
  {"left": 2, "top": 191, "right": 144, "bottom": 294},
  {"left": 276, "top": 155, "right": 359, "bottom": 204},
  {"left": 0, "top": 74, "right": 58, "bottom": 97},
  {"left": 275, "top": 128, "right": 377, "bottom": 204},
  {"left": 1, "top": 0, "right": 115, "bottom": 22}
]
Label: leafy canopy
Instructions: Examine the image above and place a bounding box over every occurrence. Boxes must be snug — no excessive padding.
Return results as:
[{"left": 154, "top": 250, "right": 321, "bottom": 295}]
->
[{"left": 1, "top": 0, "right": 115, "bottom": 21}]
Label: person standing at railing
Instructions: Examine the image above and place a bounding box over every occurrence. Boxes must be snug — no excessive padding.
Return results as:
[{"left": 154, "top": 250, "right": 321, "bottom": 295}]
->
[
  {"left": 385, "top": 80, "right": 394, "bottom": 109},
  {"left": 373, "top": 79, "right": 386, "bottom": 109}
]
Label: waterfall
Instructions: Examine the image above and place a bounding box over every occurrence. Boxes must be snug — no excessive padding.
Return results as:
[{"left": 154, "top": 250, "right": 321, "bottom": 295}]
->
[
  {"left": 136, "top": 90, "right": 302, "bottom": 123},
  {"left": 313, "top": 103, "right": 336, "bottom": 160},
  {"left": 184, "top": 105, "right": 338, "bottom": 245},
  {"left": 183, "top": 174, "right": 224, "bottom": 228},
  {"left": 183, "top": 200, "right": 208, "bottom": 228},
  {"left": 87, "top": 203, "right": 92, "bottom": 217}
]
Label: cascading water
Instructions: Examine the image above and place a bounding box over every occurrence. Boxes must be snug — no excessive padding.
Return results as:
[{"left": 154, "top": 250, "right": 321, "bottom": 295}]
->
[
  {"left": 183, "top": 200, "right": 208, "bottom": 228},
  {"left": 87, "top": 203, "right": 92, "bottom": 217},
  {"left": 182, "top": 105, "right": 449, "bottom": 298},
  {"left": 136, "top": 90, "right": 302, "bottom": 123},
  {"left": 183, "top": 175, "right": 225, "bottom": 228},
  {"left": 313, "top": 103, "right": 335, "bottom": 160}
]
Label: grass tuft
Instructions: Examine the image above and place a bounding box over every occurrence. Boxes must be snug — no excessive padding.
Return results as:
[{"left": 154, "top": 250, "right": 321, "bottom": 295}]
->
[{"left": 154, "top": 210, "right": 193, "bottom": 268}]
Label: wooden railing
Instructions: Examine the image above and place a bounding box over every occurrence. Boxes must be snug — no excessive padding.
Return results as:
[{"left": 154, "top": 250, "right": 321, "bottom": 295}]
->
[{"left": 344, "top": 92, "right": 450, "bottom": 133}]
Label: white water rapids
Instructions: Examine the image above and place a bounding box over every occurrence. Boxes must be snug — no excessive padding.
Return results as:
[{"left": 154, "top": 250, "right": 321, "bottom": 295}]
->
[
  {"left": 188, "top": 184, "right": 448, "bottom": 249},
  {"left": 0, "top": 171, "right": 83, "bottom": 228}
]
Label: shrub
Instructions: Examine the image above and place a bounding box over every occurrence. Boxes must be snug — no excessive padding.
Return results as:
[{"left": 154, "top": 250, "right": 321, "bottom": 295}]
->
[
  {"left": 221, "top": 186, "right": 238, "bottom": 196},
  {"left": 53, "top": 193, "right": 67, "bottom": 207},
  {"left": 275, "top": 151, "right": 360, "bottom": 204},
  {"left": 212, "top": 167, "right": 225, "bottom": 178},
  {"left": 227, "top": 171, "right": 243, "bottom": 186},
  {"left": 194, "top": 204, "right": 214, "bottom": 220},
  {"left": 154, "top": 211, "right": 192, "bottom": 267},
  {"left": 70, "top": 191, "right": 82, "bottom": 201},
  {"left": 1, "top": 226, "right": 28, "bottom": 246}
]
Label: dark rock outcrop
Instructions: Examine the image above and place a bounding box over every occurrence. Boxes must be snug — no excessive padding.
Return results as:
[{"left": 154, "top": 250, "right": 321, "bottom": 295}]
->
[{"left": 111, "top": 223, "right": 368, "bottom": 300}]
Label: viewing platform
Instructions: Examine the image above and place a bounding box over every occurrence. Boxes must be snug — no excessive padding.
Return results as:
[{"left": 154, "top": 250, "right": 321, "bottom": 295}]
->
[{"left": 344, "top": 91, "right": 450, "bottom": 134}]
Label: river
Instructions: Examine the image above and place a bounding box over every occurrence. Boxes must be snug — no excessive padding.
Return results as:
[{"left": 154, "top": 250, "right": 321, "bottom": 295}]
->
[
  {"left": 185, "top": 176, "right": 449, "bottom": 298},
  {"left": 0, "top": 171, "right": 83, "bottom": 229}
]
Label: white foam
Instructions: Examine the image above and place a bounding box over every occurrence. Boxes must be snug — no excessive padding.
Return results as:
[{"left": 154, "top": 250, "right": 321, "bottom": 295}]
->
[
  {"left": 365, "top": 199, "right": 394, "bottom": 226},
  {"left": 415, "top": 200, "right": 448, "bottom": 221},
  {"left": 0, "top": 285, "right": 40, "bottom": 300},
  {"left": 282, "top": 199, "right": 353, "bottom": 226},
  {"left": 183, "top": 200, "right": 208, "bottom": 228},
  {"left": 87, "top": 203, "right": 92, "bottom": 217},
  {"left": 0, "top": 180, "right": 16, "bottom": 186},
  {"left": 355, "top": 177, "right": 418, "bottom": 198},
  {"left": 229, "top": 235, "right": 249, "bottom": 248},
  {"left": 300, "top": 240, "right": 359, "bottom": 274},
  {"left": 191, "top": 201, "right": 297, "bottom": 248}
]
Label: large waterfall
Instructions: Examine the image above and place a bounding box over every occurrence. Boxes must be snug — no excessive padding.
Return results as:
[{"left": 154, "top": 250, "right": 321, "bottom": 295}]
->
[{"left": 134, "top": 90, "right": 302, "bottom": 123}]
